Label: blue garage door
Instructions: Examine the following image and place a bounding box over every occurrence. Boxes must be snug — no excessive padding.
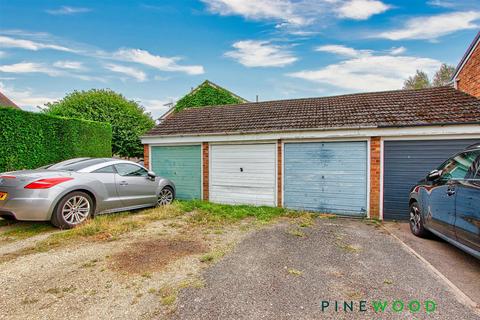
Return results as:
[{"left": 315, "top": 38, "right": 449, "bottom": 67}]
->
[
  {"left": 284, "top": 142, "right": 368, "bottom": 216},
  {"left": 383, "top": 139, "right": 479, "bottom": 220}
]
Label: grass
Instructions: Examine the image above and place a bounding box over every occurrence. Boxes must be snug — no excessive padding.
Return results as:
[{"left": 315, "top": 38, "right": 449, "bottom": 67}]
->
[
  {"left": 288, "top": 228, "right": 306, "bottom": 237},
  {"left": 1, "top": 222, "right": 54, "bottom": 240},
  {"left": 177, "top": 200, "right": 290, "bottom": 223},
  {"left": 338, "top": 243, "right": 362, "bottom": 253},
  {"left": 199, "top": 246, "right": 229, "bottom": 263},
  {"left": 2, "top": 200, "right": 315, "bottom": 257},
  {"left": 287, "top": 268, "right": 303, "bottom": 276}
]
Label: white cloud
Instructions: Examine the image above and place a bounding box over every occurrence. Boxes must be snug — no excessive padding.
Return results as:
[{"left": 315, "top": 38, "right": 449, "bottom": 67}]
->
[
  {"left": 113, "top": 49, "right": 204, "bottom": 75},
  {"left": 225, "top": 40, "right": 297, "bottom": 67},
  {"left": 389, "top": 46, "right": 406, "bottom": 55},
  {"left": 0, "top": 62, "right": 106, "bottom": 82},
  {"left": 105, "top": 63, "right": 147, "bottom": 82},
  {"left": 288, "top": 49, "right": 441, "bottom": 92},
  {"left": 0, "top": 62, "right": 60, "bottom": 76},
  {"left": 53, "top": 60, "right": 85, "bottom": 70},
  {"left": 378, "top": 11, "right": 480, "bottom": 40},
  {"left": 0, "top": 82, "right": 58, "bottom": 109},
  {"left": 336, "top": 0, "right": 390, "bottom": 20},
  {"left": 315, "top": 44, "right": 372, "bottom": 57},
  {"left": 138, "top": 98, "right": 177, "bottom": 119},
  {"left": 0, "top": 35, "right": 75, "bottom": 52},
  {"left": 202, "top": 0, "right": 308, "bottom": 26},
  {"left": 202, "top": 0, "right": 390, "bottom": 32},
  {"left": 46, "top": 6, "right": 92, "bottom": 15},
  {"left": 427, "top": 0, "right": 455, "bottom": 8}
]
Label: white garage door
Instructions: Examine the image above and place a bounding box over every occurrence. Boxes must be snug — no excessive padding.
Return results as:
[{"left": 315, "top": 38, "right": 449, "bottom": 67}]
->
[{"left": 210, "top": 144, "right": 276, "bottom": 206}]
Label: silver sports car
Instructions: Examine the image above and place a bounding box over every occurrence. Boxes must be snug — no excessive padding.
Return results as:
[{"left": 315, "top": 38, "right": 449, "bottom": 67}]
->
[{"left": 0, "top": 158, "right": 175, "bottom": 228}]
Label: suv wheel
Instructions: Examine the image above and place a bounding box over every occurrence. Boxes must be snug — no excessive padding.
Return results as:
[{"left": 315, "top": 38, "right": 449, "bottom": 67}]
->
[{"left": 409, "top": 202, "right": 427, "bottom": 237}]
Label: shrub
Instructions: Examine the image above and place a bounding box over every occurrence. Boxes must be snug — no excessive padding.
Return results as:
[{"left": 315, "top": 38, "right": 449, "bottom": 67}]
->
[
  {"left": 175, "top": 81, "right": 245, "bottom": 112},
  {"left": 43, "top": 89, "right": 154, "bottom": 158},
  {"left": 0, "top": 106, "right": 112, "bottom": 172}
]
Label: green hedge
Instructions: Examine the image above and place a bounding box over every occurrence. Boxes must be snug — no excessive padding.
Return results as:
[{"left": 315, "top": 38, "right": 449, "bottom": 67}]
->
[{"left": 0, "top": 107, "right": 112, "bottom": 172}]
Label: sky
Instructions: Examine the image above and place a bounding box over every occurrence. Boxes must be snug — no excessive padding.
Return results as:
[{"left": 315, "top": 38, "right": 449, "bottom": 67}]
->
[{"left": 0, "top": 0, "right": 479, "bottom": 118}]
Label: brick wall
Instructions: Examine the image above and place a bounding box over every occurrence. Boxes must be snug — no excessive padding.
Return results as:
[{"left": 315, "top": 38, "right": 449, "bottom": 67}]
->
[
  {"left": 143, "top": 144, "right": 149, "bottom": 169},
  {"left": 202, "top": 142, "right": 209, "bottom": 201},
  {"left": 277, "top": 140, "right": 282, "bottom": 207},
  {"left": 369, "top": 137, "right": 381, "bottom": 219},
  {"left": 457, "top": 41, "right": 480, "bottom": 98}
]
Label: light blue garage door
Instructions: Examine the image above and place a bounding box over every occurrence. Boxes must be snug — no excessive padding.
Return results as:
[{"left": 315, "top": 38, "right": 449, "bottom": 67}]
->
[
  {"left": 284, "top": 142, "right": 368, "bottom": 216},
  {"left": 150, "top": 145, "right": 201, "bottom": 200}
]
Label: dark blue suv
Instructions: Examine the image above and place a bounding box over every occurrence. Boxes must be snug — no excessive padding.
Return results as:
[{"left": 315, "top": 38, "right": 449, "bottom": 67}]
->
[{"left": 409, "top": 143, "right": 480, "bottom": 259}]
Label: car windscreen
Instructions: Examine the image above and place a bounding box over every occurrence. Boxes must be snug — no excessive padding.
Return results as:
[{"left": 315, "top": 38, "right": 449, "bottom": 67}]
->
[{"left": 44, "top": 158, "right": 108, "bottom": 171}]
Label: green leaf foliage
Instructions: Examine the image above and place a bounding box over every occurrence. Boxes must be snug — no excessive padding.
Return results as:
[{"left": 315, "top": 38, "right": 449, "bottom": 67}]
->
[
  {"left": 43, "top": 89, "right": 154, "bottom": 158},
  {"left": 175, "top": 82, "right": 245, "bottom": 112},
  {"left": 0, "top": 106, "right": 112, "bottom": 172},
  {"left": 403, "top": 70, "right": 431, "bottom": 90}
]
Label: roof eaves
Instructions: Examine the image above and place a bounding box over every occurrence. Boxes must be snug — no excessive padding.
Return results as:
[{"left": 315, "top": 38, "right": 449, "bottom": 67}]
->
[{"left": 452, "top": 31, "right": 480, "bottom": 81}]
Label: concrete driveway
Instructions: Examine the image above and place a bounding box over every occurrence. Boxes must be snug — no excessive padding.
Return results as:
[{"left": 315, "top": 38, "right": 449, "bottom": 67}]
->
[
  {"left": 174, "top": 218, "right": 479, "bottom": 319},
  {"left": 384, "top": 221, "right": 480, "bottom": 306}
]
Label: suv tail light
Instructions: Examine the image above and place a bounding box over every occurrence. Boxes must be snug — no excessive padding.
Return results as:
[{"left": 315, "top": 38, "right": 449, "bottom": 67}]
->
[
  {"left": 24, "top": 177, "right": 74, "bottom": 189},
  {"left": 0, "top": 175, "right": 16, "bottom": 179}
]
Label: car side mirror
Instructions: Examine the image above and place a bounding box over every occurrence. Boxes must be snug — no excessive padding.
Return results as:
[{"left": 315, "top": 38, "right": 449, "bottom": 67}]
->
[
  {"left": 427, "top": 169, "right": 441, "bottom": 181},
  {"left": 147, "top": 171, "right": 156, "bottom": 180}
]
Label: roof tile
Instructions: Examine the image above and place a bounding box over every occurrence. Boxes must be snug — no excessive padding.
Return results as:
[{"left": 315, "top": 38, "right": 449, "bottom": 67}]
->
[{"left": 146, "top": 87, "right": 480, "bottom": 136}]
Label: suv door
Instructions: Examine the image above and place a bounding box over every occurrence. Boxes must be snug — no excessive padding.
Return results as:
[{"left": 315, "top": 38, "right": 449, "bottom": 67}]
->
[
  {"left": 114, "top": 163, "right": 157, "bottom": 207},
  {"left": 454, "top": 150, "right": 480, "bottom": 253},
  {"left": 425, "top": 152, "right": 474, "bottom": 238}
]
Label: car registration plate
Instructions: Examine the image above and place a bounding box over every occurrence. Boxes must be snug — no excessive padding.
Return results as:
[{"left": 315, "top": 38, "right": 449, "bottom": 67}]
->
[{"left": 0, "top": 192, "right": 7, "bottom": 201}]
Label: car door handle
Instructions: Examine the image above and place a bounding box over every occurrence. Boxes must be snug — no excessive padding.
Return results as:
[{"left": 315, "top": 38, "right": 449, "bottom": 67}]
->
[
  {"left": 119, "top": 181, "right": 128, "bottom": 186},
  {"left": 447, "top": 190, "right": 456, "bottom": 196}
]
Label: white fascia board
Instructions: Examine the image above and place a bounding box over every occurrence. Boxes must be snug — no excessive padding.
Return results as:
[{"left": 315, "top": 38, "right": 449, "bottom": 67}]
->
[
  {"left": 141, "top": 125, "right": 480, "bottom": 145},
  {"left": 453, "top": 36, "right": 480, "bottom": 81}
]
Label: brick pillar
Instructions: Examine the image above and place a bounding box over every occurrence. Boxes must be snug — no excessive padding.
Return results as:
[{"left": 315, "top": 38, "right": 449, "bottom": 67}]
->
[
  {"left": 369, "top": 137, "right": 381, "bottom": 219},
  {"left": 277, "top": 140, "right": 282, "bottom": 208},
  {"left": 202, "top": 142, "right": 209, "bottom": 201},
  {"left": 143, "top": 144, "right": 150, "bottom": 169}
]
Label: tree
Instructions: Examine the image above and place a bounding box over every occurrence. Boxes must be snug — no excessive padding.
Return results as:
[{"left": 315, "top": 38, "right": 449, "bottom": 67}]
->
[
  {"left": 403, "top": 70, "right": 431, "bottom": 90},
  {"left": 432, "top": 63, "right": 455, "bottom": 87},
  {"left": 44, "top": 89, "right": 154, "bottom": 158},
  {"left": 175, "top": 80, "right": 246, "bottom": 112},
  {"left": 403, "top": 64, "right": 455, "bottom": 90}
]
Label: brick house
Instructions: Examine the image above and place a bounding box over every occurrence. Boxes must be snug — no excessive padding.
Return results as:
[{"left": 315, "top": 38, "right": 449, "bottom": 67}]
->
[
  {"left": 142, "top": 87, "right": 480, "bottom": 221},
  {"left": 453, "top": 31, "right": 480, "bottom": 98}
]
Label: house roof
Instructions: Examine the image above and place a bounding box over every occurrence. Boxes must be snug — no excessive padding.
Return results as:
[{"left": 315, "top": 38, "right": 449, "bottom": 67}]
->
[
  {"left": 0, "top": 91, "right": 19, "bottom": 109},
  {"left": 187, "top": 80, "right": 249, "bottom": 103},
  {"left": 146, "top": 86, "right": 480, "bottom": 137},
  {"left": 452, "top": 31, "right": 480, "bottom": 81}
]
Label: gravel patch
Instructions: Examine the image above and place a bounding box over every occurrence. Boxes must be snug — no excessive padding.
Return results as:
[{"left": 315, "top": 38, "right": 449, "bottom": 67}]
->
[{"left": 0, "top": 216, "right": 251, "bottom": 320}]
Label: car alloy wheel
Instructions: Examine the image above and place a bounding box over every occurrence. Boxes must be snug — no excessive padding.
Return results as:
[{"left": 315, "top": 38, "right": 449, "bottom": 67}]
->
[
  {"left": 410, "top": 205, "right": 421, "bottom": 234},
  {"left": 157, "top": 188, "right": 174, "bottom": 206},
  {"left": 62, "top": 195, "right": 91, "bottom": 225}
]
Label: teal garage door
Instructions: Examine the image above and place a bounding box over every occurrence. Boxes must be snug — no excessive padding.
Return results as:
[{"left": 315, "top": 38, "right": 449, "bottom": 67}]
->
[
  {"left": 284, "top": 142, "right": 368, "bottom": 216},
  {"left": 150, "top": 145, "right": 201, "bottom": 200}
]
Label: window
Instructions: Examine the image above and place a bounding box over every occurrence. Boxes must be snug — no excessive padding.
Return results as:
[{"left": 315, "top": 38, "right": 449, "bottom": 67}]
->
[
  {"left": 115, "top": 163, "right": 148, "bottom": 177},
  {"left": 439, "top": 152, "right": 478, "bottom": 181},
  {"left": 44, "top": 158, "right": 108, "bottom": 171},
  {"left": 93, "top": 165, "right": 116, "bottom": 173},
  {"left": 466, "top": 151, "right": 480, "bottom": 179}
]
